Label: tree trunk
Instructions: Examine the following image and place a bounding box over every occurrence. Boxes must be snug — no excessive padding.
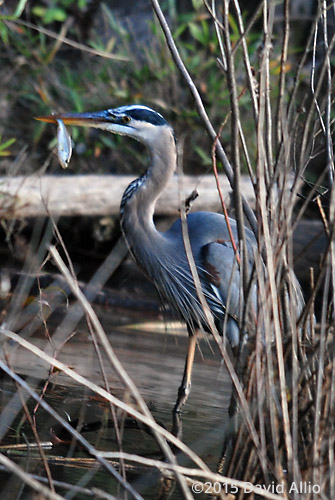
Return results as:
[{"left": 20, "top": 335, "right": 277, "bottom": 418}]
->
[{"left": 0, "top": 174, "right": 256, "bottom": 218}]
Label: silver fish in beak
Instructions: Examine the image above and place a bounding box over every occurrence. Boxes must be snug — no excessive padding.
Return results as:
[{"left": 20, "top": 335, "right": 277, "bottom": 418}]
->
[{"left": 56, "top": 119, "right": 72, "bottom": 169}]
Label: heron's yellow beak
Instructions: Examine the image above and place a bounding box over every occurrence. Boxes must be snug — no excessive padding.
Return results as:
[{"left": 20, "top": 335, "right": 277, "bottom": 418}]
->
[{"left": 35, "top": 110, "right": 113, "bottom": 127}]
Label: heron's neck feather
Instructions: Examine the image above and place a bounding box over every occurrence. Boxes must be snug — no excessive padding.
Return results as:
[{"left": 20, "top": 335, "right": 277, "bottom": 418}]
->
[{"left": 120, "top": 127, "right": 176, "bottom": 268}]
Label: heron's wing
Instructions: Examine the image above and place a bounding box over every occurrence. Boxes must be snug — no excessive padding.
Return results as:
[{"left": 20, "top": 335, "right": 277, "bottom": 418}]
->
[
  {"left": 200, "top": 240, "right": 243, "bottom": 346},
  {"left": 201, "top": 241, "right": 242, "bottom": 312}
]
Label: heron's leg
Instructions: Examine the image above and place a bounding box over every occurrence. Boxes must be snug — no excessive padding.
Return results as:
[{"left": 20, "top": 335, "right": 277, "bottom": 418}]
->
[{"left": 173, "top": 330, "right": 197, "bottom": 413}]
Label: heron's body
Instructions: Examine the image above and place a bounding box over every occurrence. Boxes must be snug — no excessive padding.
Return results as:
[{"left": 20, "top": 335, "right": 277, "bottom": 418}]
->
[
  {"left": 123, "top": 207, "right": 256, "bottom": 343},
  {"left": 37, "top": 104, "right": 300, "bottom": 411}
]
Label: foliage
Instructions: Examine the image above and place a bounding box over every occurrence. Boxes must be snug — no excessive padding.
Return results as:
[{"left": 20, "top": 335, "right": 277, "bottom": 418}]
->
[
  {"left": 32, "top": 0, "right": 88, "bottom": 24},
  {"left": 0, "top": 136, "right": 16, "bottom": 156},
  {"left": 0, "top": 0, "right": 265, "bottom": 173}
]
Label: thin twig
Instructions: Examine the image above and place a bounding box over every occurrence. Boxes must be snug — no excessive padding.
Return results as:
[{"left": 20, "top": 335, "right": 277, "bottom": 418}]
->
[
  {"left": 5, "top": 19, "right": 129, "bottom": 61},
  {"left": 48, "top": 246, "right": 198, "bottom": 500},
  {"left": 211, "top": 123, "right": 239, "bottom": 260},
  {"left": 96, "top": 451, "right": 286, "bottom": 500},
  {"left": 150, "top": 0, "right": 257, "bottom": 235},
  {"left": 0, "top": 360, "right": 144, "bottom": 500},
  {"left": 0, "top": 454, "right": 65, "bottom": 500}
]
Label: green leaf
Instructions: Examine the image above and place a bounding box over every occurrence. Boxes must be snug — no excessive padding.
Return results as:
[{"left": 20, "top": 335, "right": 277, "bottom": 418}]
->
[
  {"left": 0, "top": 21, "right": 9, "bottom": 44},
  {"left": 194, "top": 145, "right": 211, "bottom": 165},
  {"left": 188, "top": 22, "right": 204, "bottom": 44},
  {"left": 78, "top": 0, "right": 88, "bottom": 9},
  {"left": 0, "top": 137, "right": 16, "bottom": 156},
  {"left": 43, "top": 8, "right": 67, "bottom": 24},
  {"left": 12, "top": 0, "right": 29, "bottom": 19},
  {"left": 31, "top": 6, "right": 46, "bottom": 18},
  {"left": 173, "top": 23, "right": 188, "bottom": 39},
  {"left": 229, "top": 14, "right": 239, "bottom": 40},
  {"left": 191, "top": 0, "right": 203, "bottom": 10}
]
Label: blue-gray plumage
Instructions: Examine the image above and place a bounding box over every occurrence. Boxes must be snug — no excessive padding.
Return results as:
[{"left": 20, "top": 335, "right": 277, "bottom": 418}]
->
[{"left": 36, "top": 104, "right": 304, "bottom": 412}]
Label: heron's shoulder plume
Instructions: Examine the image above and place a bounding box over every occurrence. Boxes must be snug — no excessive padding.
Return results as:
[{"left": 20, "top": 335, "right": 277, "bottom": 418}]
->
[
  {"left": 113, "top": 105, "right": 168, "bottom": 126},
  {"left": 120, "top": 174, "right": 147, "bottom": 216}
]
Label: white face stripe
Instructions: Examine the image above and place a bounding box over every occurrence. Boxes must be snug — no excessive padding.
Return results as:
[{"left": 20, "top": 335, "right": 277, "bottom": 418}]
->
[
  {"left": 107, "top": 104, "right": 165, "bottom": 122},
  {"left": 88, "top": 105, "right": 173, "bottom": 147}
]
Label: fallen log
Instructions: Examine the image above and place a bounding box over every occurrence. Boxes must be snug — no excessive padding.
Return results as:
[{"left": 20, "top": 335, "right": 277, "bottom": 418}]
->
[{"left": 0, "top": 174, "right": 256, "bottom": 219}]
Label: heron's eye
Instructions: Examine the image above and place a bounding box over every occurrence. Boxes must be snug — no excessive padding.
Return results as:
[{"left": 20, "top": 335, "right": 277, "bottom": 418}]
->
[{"left": 122, "top": 115, "right": 131, "bottom": 124}]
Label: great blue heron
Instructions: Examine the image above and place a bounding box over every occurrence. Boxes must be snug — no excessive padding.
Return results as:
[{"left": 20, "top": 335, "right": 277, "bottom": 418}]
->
[{"left": 37, "top": 105, "right": 302, "bottom": 412}]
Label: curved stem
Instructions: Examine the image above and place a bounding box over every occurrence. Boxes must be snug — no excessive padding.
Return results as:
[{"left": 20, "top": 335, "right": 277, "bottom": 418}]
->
[{"left": 150, "top": 0, "right": 257, "bottom": 236}]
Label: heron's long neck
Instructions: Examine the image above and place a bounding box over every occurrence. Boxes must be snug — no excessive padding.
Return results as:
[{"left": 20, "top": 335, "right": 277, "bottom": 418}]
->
[{"left": 120, "top": 128, "right": 176, "bottom": 259}]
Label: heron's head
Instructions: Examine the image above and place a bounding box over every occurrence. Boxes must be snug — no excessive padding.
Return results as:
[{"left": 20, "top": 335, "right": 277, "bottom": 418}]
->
[{"left": 36, "top": 104, "right": 174, "bottom": 149}]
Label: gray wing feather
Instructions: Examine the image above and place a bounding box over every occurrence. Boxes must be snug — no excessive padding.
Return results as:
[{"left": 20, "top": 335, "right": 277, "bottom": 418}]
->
[{"left": 201, "top": 240, "right": 256, "bottom": 347}]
